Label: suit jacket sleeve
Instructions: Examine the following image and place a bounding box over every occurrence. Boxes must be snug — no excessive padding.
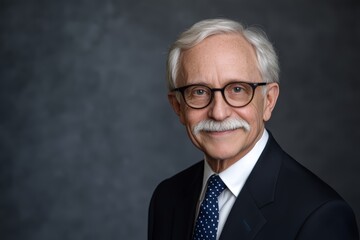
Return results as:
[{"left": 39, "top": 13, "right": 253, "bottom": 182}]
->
[
  {"left": 296, "top": 199, "right": 359, "bottom": 239},
  {"left": 148, "top": 185, "right": 156, "bottom": 240},
  {"left": 148, "top": 161, "right": 204, "bottom": 240},
  {"left": 148, "top": 183, "right": 172, "bottom": 240}
]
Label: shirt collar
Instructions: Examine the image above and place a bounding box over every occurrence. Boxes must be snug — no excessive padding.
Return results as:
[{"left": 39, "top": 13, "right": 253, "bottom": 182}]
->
[{"left": 202, "top": 129, "right": 269, "bottom": 197}]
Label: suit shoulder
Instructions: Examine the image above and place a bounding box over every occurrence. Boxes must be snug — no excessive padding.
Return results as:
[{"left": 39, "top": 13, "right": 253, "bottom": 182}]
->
[
  {"left": 256, "top": 134, "right": 343, "bottom": 204},
  {"left": 152, "top": 160, "right": 203, "bottom": 196},
  {"left": 279, "top": 152, "right": 344, "bottom": 203}
]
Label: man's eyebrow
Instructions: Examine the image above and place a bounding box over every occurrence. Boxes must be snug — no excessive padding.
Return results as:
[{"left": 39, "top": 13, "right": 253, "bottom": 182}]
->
[
  {"left": 183, "top": 80, "right": 209, "bottom": 86},
  {"left": 185, "top": 79, "right": 251, "bottom": 87}
]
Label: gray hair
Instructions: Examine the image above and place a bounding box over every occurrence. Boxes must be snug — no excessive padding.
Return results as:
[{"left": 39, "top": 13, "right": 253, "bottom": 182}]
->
[{"left": 166, "top": 18, "right": 279, "bottom": 90}]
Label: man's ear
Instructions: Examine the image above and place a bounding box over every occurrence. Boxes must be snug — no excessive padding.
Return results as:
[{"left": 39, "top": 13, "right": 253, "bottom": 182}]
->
[
  {"left": 168, "top": 93, "right": 186, "bottom": 125},
  {"left": 263, "top": 83, "right": 279, "bottom": 121}
]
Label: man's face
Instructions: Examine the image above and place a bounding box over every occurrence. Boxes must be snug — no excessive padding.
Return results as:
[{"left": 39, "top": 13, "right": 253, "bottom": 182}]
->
[{"left": 169, "top": 34, "right": 279, "bottom": 171}]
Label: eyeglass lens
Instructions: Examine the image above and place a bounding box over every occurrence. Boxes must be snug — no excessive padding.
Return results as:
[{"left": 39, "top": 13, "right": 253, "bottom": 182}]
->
[{"left": 183, "top": 82, "right": 255, "bottom": 108}]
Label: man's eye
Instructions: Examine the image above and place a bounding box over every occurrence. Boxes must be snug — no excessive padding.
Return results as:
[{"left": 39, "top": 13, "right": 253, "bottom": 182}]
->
[
  {"left": 195, "top": 89, "right": 206, "bottom": 95},
  {"left": 231, "top": 86, "right": 245, "bottom": 93},
  {"left": 233, "top": 87, "right": 243, "bottom": 93},
  {"left": 191, "top": 87, "right": 209, "bottom": 96}
]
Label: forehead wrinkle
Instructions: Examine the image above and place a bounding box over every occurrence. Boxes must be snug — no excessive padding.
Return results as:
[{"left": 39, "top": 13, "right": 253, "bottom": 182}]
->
[
  {"left": 180, "top": 34, "right": 261, "bottom": 87},
  {"left": 180, "top": 53, "right": 219, "bottom": 86}
]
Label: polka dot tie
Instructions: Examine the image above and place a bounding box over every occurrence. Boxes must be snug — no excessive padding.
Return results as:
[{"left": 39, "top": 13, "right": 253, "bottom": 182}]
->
[{"left": 193, "top": 174, "right": 226, "bottom": 240}]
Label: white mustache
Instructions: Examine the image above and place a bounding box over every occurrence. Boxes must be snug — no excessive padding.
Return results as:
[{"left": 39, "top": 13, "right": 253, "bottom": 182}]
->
[{"left": 193, "top": 118, "right": 251, "bottom": 135}]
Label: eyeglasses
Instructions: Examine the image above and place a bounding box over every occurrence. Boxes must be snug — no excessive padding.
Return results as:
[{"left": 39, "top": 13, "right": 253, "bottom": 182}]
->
[{"left": 171, "top": 81, "right": 268, "bottom": 109}]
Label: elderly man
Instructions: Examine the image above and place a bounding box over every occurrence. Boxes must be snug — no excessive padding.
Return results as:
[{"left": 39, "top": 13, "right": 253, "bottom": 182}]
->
[{"left": 148, "top": 19, "right": 358, "bottom": 240}]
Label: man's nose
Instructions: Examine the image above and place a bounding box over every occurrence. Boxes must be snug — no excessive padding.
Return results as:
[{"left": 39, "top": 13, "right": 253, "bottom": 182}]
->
[{"left": 207, "top": 91, "right": 232, "bottom": 121}]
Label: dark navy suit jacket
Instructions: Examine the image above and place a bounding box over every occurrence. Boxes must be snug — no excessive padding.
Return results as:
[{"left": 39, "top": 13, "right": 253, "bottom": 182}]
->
[{"left": 148, "top": 133, "right": 359, "bottom": 239}]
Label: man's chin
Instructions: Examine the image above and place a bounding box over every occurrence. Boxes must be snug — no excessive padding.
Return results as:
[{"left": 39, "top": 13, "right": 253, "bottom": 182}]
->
[
  {"left": 204, "top": 145, "right": 243, "bottom": 161},
  {"left": 204, "top": 150, "right": 242, "bottom": 171}
]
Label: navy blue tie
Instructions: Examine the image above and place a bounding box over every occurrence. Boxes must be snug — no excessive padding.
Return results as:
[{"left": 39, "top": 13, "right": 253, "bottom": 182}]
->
[{"left": 193, "top": 174, "right": 226, "bottom": 240}]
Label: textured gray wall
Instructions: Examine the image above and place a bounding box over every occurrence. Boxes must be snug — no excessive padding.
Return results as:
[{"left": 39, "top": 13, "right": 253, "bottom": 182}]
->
[{"left": 1, "top": 0, "right": 359, "bottom": 239}]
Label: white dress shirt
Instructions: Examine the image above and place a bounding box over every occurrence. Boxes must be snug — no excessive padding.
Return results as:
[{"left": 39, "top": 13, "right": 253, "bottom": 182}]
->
[{"left": 196, "top": 130, "right": 269, "bottom": 240}]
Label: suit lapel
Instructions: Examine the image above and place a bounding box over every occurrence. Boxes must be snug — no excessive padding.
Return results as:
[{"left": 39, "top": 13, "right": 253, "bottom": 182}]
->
[
  {"left": 220, "top": 133, "right": 283, "bottom": 240},
  {"left": 172, "top": 162, "right": 204, "bottom": 240},
  {"left": 220, "top": 187, "right": 266, "bottom": 240}
]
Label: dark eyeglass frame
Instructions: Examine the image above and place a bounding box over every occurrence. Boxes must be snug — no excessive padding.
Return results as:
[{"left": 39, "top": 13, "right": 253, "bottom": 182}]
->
[{"left": 171, "top": 81, "right": 268, "bottom": 109}]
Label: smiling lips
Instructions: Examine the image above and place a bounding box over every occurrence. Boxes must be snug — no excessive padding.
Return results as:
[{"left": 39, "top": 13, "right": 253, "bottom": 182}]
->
[{"left": 203, "top": 128, "right": 244, "bottom": 139}]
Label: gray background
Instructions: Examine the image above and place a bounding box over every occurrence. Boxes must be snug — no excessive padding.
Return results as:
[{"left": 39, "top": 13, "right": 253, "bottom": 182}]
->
[{"left": 1, "top": 0, "right": 359, "bottom": 239}]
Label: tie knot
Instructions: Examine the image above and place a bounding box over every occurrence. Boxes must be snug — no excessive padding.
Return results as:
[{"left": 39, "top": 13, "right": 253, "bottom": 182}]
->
[{"left": 205, "top": 174, "right": 226, "bottom": 199}]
